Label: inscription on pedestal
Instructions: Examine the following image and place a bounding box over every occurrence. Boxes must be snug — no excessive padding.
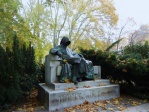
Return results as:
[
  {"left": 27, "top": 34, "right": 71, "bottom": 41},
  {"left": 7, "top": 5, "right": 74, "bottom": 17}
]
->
[{"left": 50, "top": 86, "right": 118, "bottom": 107}]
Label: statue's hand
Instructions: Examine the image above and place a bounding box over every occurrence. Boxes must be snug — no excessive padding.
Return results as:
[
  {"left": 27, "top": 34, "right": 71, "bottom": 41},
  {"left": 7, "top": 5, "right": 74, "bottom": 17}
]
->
[{"left": 57, "top": 51, "right": 62, "bottom": 57}]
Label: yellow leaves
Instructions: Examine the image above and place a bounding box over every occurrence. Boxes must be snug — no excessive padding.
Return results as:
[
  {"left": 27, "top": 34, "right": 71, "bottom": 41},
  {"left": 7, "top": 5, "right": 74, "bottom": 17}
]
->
[
  {"left": 71, "top": 20, "right": 76, "bottom": 27},
  {"left": 40, "top": 106, "right": 45, "bottom": 110},
  {"left": 72, "top": 0, "right": 77, "bottom": 3},
  {"left": 99, "top": 83, "right": 107, "bottom": 86},
  {"left": 76, "top": 38, "right": 92, "bottom": 50},
  {"left": 111, "top": 98, "right": 125, "bottom": 111},
  {"left": 131, "top": 101, "right": 140, "bottom": 106},
  {"left": 95, "top": 101, "right": 106, "bottom": 110},
  {"left": 113, "top": 100, "right": 119, "bottom": 105},
  {"left": 65, "top": 87, "right": 77, "bottom": 92},
  {"left": 99, "top": 0, "right": 118, "bottom": 25},
  {"left": 78, "top": 4, "right": 86, "bottom": 12},
  {"left": 83, "top": 100, "right": 90, "bottom": 105},
  {"left": 26, "top": 107, "right": 34, "bottom": 112},
  {"left": 42, "top": 83, "right": 46, "bottom": 86},
  {"left": 74, "top": 105, "right": 81, "bottom": 110},
  {"left": 108, "top": 107, "right": 114, "bottom": 111},
  {"left": 17, "top": 108, "right": 23, "bottom": 111},
  {"left": 118, "top": 97, "right": 123, "bottom": 101},
  {"left": 90, "top": 17, "right": 98, "bottom": 23},
  {"left": 105, "top": 100, "right": 110, "bottom": 104},
  {"left": 63, "top": 59, "right": 68, "bottom": 63},
  {"left": 64, "top": 107, "right": 75, "bottom": 112},
  {"left": 15, "top": 89, "right": 39, "bottom": 112},
  {"left": 50, "top": 23, "right": 55, "bottom": 29},
  {"left": 143, "top": 99, "right": 148, "bottom": 102},
  {"left": 118, "top": 105, "right": 125, "bottom": 111},
  {"left": 64, "top": 100, "right": 99, "bottom": 112},
  {"left": 35, "top": 4, "right": 44, "bottom": 14},
  {"left": 83, "top": 86, "right": 91, "bottom": 88},
  {"left": 64, "top": 79, "right": 71, "bottom": 83}
]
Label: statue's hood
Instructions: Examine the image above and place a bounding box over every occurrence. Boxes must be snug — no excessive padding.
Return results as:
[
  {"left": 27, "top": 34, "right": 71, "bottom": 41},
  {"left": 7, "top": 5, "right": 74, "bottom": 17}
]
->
[{"left": 60, "top": 37, "right": 71, "bottom": 46}]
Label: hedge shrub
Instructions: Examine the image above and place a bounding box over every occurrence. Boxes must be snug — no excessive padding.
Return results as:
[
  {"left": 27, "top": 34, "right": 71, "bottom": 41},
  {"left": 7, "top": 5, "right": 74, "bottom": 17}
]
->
[
  {"left": 0, "top": 34, "right": 43, "bottom": 110},
  {"left": 80, "top": 42, "right": 149, "bottom": 99}
]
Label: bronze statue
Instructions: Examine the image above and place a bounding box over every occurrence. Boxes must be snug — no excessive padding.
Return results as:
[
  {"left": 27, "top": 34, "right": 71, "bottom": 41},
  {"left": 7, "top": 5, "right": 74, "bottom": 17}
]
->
[{"left": 50, "top": 37, "right": 94, "bottom": 84}]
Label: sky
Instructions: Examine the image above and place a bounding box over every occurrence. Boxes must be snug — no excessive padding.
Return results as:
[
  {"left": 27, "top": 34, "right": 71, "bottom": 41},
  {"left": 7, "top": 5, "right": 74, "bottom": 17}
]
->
[{"left": 113, "top": 0, "right": 149, "bottom": 27}]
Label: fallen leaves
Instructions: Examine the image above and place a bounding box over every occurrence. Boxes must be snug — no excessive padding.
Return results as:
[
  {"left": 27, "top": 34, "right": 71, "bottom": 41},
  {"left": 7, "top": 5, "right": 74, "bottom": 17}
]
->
[
  {"left": 64, "top": 107, "right": 75, "bottom": 112},
  {"left": 65, "top": 87, "right": 77, "bottom": 92},
  {"left": 17, "top": 108, "right": 23, "bottom": 111},
  {"left": 113, "top": 100, "right": 119, "bottom": 105},
  {"left": 26, "top": 107, "right": 34, "bottom": 112},
  {"left": 95, "top": 101, "right": 106, "bottom": 110},
  {"left": 74, "top": 105, "right": 81, "bottom": 109},
  {"left": 99, "top": 83, "right": 107, "bottom": 86},
  {"left": 105, "top": 100, "right": 110, "bottom": 104},
  {"left": 131, "top": 101, "right": 140, "bottom": 106},
  {"left": 63, "top": 96, "right": 146, "bottom": 112},
  {"left": 108, "top": 107, "right": 114, "bottom": 111},
  {"left": 14, "top": 89, "right": 39, "bottom": 112},
  {"left": 64, "top": 100, "right": 98, "bottom": 112},
  {"left": 64, "top": 79, "right": 71, "bottom": 83},
  {"left": 83, "top": 86, "right": 91, "bottom": 88},
  {"left": 42, "top": 83, "right": 46, "bottom": 86},
  {"left": 118, "top": 105, "right": 126, "bottom": 111},
  {"left": 113, "top": 98, "right": 119, "bottom": 105}
]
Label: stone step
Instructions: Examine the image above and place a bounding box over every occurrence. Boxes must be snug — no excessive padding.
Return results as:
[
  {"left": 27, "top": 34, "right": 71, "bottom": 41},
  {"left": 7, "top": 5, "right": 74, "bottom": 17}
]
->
[
  {"left": 77, "top": 79, "right": 110, "bottom": 88},
  {"left": 38, "top": 83, "right": 119, "bottom": 111},
  {"left": 50, "top": 79, "right": 110, "bottom": 90}
]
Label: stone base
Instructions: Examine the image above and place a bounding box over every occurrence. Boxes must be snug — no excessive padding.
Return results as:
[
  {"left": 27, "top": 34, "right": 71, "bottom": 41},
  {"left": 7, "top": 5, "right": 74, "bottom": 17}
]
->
[
  {"left": 38, "top": 80, "right": 120, "bottom": 111},
  {"left": 47, "top": 82, "right": 76, "bottom": 91},
  {"left": 49, "top": 79, "right": 110, "bottom": 90}
]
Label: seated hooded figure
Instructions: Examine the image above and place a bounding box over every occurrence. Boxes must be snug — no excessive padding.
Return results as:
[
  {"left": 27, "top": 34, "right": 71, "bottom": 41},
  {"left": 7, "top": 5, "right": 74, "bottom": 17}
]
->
[{"left": 50, "top": 37, "right": 94, "bottom": 84}]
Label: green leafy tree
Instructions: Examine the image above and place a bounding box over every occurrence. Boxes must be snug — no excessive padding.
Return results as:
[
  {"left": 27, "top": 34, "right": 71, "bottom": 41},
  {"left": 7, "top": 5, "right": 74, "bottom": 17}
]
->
[
  {"left": 0, "top": 0, "right": 33, "bottom": 49},
  {"left": 20, "top": 0, "right": 52, "bottom": 62},
  {"left": 46, "top": 0, "right": 118, "bottom": 48},
  {"left": 21, "top": 0, "right": 118, "bottom": 60}
]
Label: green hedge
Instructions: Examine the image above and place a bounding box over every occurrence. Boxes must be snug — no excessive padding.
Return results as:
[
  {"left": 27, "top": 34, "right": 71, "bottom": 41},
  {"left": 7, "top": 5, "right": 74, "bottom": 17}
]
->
[
  {"left": 80, "top": 44, "right": 149, "bottom": 99},
  {"left": 0, "top": 34, "right": 43, "bottom": 110}
]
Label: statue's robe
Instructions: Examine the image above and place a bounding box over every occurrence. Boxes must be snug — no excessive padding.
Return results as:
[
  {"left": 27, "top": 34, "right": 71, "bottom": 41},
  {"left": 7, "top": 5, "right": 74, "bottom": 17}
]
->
[{"left": 50, "top": 37, "right": 94, "bottom": 83}]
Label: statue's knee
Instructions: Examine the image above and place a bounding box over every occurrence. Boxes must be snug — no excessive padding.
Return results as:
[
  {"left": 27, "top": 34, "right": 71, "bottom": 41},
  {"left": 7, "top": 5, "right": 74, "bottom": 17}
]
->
[{"left": 86, "top": 60, "right": 93, "bottom": 66}]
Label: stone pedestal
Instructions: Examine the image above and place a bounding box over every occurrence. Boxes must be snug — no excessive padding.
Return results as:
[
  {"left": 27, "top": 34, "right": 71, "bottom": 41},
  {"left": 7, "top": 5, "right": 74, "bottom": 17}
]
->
[{"left": 38, "top": 81, "right": 119, "bottom": 111}]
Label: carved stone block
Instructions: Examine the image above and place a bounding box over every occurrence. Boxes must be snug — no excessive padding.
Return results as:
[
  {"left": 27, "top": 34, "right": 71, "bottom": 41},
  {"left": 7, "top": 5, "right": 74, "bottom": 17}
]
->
[{"left": 38, "top": 83, "right": 120, "bottom": 111}]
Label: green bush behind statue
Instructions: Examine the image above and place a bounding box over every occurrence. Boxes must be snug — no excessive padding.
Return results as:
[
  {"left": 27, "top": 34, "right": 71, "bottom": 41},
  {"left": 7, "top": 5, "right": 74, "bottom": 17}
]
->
[{"left": 80, "top": 42, "right": 149, "bottom": 100}]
